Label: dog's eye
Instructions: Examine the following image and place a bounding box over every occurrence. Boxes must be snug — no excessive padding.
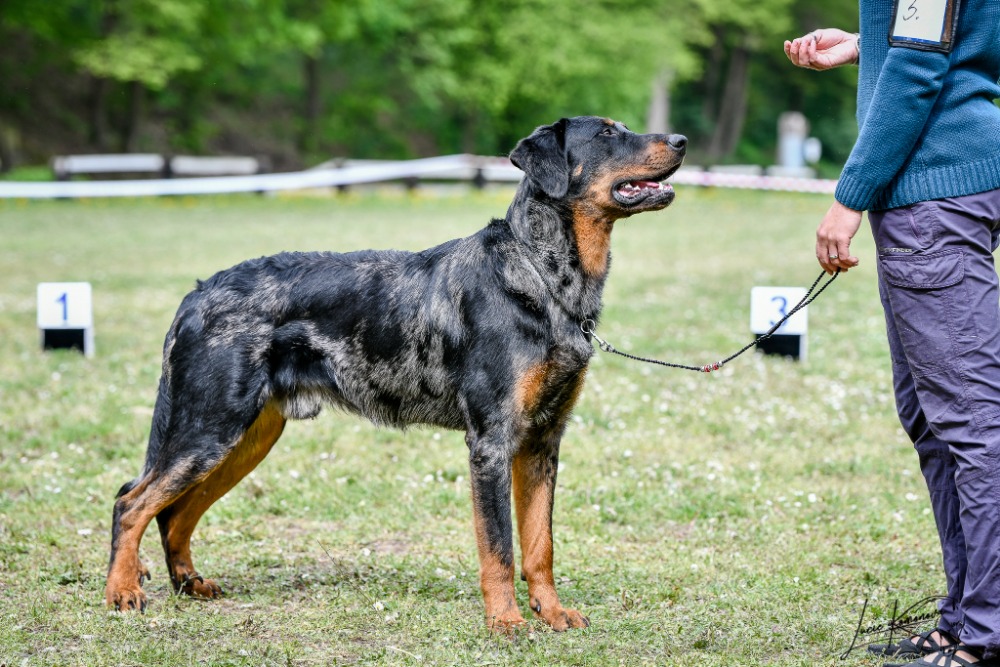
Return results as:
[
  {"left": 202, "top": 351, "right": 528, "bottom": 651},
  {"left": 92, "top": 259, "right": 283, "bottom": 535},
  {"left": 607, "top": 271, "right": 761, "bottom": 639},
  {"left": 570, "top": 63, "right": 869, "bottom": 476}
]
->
[{"left": 600, "top": 127, "right": 616, "bottom": 137}]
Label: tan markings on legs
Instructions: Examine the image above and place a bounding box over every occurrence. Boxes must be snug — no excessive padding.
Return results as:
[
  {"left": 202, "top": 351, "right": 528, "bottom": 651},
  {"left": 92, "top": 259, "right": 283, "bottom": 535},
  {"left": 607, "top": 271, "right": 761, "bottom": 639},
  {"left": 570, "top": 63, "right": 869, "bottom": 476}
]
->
[
  {"left": 158, "top": 402, "right": 286, "bottom": 599},
  {"left": 513, "top": 451, "right": 589, "bottom": 631},
  {"left": 106, "top": 469, "right": 192, "bottom": 611},
  {"left": 471, "top": 497, "right": 524, "bottom": 632}
]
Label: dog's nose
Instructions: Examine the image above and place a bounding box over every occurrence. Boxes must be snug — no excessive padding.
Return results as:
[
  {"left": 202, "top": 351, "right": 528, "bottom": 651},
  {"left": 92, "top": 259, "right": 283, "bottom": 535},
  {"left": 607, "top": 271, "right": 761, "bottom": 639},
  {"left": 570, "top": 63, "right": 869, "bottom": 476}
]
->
[{"left": 667, "top": 134, "right": 687, "bottom": 152}]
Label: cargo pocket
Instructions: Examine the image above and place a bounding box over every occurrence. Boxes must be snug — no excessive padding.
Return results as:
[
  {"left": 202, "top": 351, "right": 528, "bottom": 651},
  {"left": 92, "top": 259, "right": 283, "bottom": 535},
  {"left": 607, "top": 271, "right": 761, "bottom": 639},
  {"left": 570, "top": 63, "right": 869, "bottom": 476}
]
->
[
  {"left": 879, "top": 249, "right": 972, "bottom": 377},
  {"left": 880, "top": 249, "right": 964, "bottom": 289}
]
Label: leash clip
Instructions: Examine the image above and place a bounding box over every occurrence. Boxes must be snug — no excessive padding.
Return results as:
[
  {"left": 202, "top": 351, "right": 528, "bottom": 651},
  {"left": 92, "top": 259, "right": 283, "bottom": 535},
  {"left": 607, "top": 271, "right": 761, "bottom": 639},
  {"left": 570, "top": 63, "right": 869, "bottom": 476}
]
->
[{"left": 580, "top": 319, "right": 615, "bottom": 352}]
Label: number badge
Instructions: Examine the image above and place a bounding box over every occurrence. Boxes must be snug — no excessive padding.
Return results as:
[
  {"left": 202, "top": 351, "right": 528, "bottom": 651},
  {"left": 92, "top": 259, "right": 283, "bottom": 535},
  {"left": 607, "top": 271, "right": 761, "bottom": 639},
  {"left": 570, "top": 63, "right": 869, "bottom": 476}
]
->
[{"left": 889, "top": 0, "right": 962, "bottom": 52}]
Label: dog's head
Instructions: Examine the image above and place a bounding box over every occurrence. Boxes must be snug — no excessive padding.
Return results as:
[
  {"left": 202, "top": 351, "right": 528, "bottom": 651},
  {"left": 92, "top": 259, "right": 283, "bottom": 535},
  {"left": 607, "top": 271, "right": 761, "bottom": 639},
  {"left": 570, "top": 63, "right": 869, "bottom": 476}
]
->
[{"left": 509, "top": 116, "right": 686, "bottom": 219}]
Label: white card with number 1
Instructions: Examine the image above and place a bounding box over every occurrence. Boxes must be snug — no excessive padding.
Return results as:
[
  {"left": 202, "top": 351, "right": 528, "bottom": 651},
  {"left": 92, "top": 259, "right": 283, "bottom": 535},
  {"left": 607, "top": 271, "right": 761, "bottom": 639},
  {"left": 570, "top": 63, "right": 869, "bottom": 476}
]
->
[{"left": 37, "top": 282, "right": 93, "bottom": 328}]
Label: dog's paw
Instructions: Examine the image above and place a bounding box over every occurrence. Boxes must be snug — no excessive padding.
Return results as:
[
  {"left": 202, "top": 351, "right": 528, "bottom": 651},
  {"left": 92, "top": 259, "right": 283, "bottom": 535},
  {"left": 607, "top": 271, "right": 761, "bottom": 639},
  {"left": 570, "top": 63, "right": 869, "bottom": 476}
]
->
[
  {"left": 106, "top": 565, "right": 150, "bottom": 612},
  {"left": 107, "top": 586, "right": 148, "bottom": 613},
  {"left": 532, "top": 600, "right": 590, "bottom": 632},
  {"left": 177, "top": 574, "right": 223, "bottom": 600},
  {"left": 486, "top": 612, "right": 529, "bottom": 636}
]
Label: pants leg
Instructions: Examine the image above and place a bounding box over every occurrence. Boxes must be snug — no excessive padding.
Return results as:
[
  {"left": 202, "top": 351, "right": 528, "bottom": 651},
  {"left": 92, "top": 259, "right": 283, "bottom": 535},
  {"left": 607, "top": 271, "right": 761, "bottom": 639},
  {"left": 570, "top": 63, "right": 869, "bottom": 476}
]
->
[
  {"left": 877, "top": 266, "right": 966, "bottom": 637},
  {"left": 869, "top": 190, "right": 1000, "bottom": 658}
]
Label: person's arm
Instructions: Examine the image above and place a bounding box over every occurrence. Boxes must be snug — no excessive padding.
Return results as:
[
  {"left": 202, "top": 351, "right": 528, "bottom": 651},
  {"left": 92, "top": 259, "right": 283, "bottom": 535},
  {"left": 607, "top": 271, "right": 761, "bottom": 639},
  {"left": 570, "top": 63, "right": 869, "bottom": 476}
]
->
[
  {"left": 786, "top": 28, "right": 951, "bottom": 273},
  {"left": 784, "top": 28, "right": 864, "bottom": 273},
  {"left": 834, "top": 47, "right": 950, "bottom": 211}
]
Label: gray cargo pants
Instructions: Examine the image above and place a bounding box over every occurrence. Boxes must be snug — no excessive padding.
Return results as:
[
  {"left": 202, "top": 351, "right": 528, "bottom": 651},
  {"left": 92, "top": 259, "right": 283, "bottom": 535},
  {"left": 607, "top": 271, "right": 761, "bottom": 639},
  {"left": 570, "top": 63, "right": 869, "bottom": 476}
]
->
[{"left": 870, "top": 188, "right": 1000, "bottom": 658}]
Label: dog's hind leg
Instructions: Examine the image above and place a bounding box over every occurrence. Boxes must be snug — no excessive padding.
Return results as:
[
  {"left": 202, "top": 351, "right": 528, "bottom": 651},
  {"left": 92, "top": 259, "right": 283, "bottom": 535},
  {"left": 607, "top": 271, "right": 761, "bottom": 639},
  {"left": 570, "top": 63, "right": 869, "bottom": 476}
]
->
[
  {"left": 106, "top": 460, "right": 202, "bottom": 611},
  {"left": 107, "top": 388, "right": 284, "bottom": 611},
  {"left": 154, "top": 402, "right": 286, "bottom": 599}
]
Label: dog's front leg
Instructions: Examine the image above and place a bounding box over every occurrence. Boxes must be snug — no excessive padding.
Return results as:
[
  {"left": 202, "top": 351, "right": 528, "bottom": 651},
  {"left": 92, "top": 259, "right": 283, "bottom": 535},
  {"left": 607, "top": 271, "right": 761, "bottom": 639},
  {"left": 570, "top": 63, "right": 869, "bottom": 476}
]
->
[
  {"left": 468, "top": 438, "right": 526, "bottom": 633},
  {"left": 512, "top": 444, "right": 590, "bottom": 631}
]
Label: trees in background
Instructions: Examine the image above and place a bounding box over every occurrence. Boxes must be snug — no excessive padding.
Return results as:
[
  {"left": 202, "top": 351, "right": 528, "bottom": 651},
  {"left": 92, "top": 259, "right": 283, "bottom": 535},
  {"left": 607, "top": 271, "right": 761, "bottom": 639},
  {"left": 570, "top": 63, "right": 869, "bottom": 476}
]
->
[
  {"left": 0, "top": 0, "right": 859, "bottom": 171},
  {"left": 672, "top": 0, "right": 859, "bottom": 171}
]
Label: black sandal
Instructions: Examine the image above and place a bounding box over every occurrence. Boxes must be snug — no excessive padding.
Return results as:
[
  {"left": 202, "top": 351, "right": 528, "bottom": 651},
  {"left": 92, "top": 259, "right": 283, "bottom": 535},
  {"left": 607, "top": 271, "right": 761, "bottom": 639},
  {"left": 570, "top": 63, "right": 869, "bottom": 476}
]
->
[
  {"left": 895, "top": 644, "right": 999, "bottom": 667},
  {"left": 870, "top": 629, "right": 958, "bottom": 658}
]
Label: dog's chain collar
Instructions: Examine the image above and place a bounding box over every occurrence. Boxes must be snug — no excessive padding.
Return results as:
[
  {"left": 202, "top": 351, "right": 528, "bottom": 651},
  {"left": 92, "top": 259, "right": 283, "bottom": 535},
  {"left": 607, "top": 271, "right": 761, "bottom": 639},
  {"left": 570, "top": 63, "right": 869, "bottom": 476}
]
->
[{"left": 581, "top": 270, "right": 839, "bottom": 373}]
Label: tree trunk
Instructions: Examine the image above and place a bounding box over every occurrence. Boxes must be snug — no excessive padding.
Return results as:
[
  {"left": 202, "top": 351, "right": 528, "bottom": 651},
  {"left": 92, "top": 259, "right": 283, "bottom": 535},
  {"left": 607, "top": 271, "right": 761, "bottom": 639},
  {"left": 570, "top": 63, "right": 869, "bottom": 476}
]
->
[
  {"left": 646, "top": 69, "right": 673, "bottom": 134},
  {"left": 701, "top": 25, "right": 727, "bottom": 125},
  {"left": 461, "top": 110, "right": 479, "bottom": 154},
  {"left": 0, "top": 122, "right": 14, "bottom": 173},
  {"left": 89, "top": 7, "right": 118, "bottom": 151},
  {"left": 300, "top": 53, "right": 322, "bottom": 154},
  {"left": 122, "top": 80, "right": 144, "bottom": 152},
  {"left": 707, "top": 35, "right": 752, "bottom": 162},
  {"left": 88, "top": 76, "right": 111, "bottom": 150}
]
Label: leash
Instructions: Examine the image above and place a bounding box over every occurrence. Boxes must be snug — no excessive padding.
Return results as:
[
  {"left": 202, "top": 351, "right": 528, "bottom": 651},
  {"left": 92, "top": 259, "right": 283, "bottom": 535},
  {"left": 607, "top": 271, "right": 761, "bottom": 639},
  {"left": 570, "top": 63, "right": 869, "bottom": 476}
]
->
[{"left": 581, "top": 269, "right": 840, "bottom": 373}]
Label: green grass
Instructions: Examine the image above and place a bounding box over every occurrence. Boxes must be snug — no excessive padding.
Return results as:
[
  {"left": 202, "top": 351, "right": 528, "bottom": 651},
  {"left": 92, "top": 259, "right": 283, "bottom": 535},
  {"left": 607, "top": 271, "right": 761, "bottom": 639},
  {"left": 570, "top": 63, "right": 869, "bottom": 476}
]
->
[
  {"left": 0, "top": 166, "right": 54, "bottom": 182},
  {"left": 0, "top": 188, "right": 941, "bottom": 666}
]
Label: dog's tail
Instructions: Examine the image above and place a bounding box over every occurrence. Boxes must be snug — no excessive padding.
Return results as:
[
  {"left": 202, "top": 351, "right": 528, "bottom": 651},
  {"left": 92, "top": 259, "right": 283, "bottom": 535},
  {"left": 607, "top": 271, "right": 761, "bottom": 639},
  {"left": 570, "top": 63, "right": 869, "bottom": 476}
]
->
[
  {"left": 138, "top": 305, "right": 188, "bottom": 477},
  {"left": 140, "top": 374, "right": 172, "bottom": 475}
]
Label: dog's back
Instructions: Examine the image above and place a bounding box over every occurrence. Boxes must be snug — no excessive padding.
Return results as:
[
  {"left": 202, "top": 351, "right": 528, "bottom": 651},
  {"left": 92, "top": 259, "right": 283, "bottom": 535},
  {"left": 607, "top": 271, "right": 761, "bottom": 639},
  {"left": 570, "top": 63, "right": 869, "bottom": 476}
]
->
[{"left": 163, "top": 240, "right": 476, "bottom": 430}]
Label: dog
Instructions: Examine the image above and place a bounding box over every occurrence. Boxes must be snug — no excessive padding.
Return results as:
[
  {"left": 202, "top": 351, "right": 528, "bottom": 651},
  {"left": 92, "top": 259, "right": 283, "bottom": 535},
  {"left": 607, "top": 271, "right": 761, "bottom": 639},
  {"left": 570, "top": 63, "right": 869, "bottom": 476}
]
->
[{"left": 105, "top": 116, "right": 687, "bottom": 632}]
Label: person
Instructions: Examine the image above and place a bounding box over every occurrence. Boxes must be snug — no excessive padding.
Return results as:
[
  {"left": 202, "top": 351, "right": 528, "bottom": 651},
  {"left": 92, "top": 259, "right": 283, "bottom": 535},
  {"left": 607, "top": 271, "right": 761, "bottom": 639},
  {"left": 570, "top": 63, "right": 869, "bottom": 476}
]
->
[{"left": 785, "top": 3, "right": 1000, "bottom": 666}]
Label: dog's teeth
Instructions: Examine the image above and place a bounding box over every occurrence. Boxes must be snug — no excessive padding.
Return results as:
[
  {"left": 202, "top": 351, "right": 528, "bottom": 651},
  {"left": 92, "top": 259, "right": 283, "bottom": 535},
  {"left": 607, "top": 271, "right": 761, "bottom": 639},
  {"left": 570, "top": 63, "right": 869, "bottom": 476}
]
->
[{"left": 617, "top": 179, "right": 673, "bottom": 198}]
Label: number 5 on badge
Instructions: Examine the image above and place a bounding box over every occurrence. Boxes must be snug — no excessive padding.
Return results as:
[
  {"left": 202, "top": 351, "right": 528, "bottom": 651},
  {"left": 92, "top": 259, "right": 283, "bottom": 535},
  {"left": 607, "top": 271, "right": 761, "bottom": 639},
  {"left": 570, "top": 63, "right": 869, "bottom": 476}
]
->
[{"left": 37, "top": 282, "right": 95, "bottom": 357}]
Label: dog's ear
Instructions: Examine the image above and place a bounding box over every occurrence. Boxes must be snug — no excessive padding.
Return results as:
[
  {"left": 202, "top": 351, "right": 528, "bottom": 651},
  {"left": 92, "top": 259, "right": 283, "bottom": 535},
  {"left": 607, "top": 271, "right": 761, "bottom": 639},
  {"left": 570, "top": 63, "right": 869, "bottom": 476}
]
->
[{"left": 509, "top": 118, "right": 570, "bottom": 199}]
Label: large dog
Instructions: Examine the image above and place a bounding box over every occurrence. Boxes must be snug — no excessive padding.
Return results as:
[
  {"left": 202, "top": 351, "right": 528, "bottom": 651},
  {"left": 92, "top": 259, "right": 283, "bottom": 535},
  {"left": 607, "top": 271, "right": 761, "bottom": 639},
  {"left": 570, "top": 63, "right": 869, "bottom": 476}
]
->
[{"left": 105, "top": 116, "right": 687, "bottom": 632}]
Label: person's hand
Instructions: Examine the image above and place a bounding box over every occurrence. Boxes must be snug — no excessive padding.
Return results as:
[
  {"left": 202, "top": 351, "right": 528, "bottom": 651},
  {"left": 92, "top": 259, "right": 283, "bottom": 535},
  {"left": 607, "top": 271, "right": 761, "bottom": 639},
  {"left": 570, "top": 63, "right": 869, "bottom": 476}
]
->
[
  {"left": 784, "top": 29, "right": 859, "bottom": 71},
  {"left": 816, "top": 201, "right": 862, "bottom": 274}
]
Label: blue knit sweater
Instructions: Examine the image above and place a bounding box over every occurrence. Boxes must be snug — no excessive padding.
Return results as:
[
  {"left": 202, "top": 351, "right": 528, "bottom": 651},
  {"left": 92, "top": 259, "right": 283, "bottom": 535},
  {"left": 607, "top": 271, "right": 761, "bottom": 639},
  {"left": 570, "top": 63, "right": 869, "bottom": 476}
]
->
[{"left": 836, "top": 0, "right": 1000, "bottom": 212}]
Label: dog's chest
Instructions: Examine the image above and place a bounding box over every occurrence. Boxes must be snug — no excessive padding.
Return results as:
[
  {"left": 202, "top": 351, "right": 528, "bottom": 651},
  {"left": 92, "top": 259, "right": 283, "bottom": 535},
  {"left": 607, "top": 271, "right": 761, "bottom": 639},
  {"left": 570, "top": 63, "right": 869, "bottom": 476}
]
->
[{"left": 515, "top": 339, "right": 591, "bottom": 429}]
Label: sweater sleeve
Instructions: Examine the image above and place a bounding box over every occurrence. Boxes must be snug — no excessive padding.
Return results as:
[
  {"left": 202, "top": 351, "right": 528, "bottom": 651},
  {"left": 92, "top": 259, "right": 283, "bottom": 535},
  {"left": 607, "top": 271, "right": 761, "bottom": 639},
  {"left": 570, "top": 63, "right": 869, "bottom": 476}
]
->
[{"left": 834, "top": 46, "right": 951, "bottom": 211}]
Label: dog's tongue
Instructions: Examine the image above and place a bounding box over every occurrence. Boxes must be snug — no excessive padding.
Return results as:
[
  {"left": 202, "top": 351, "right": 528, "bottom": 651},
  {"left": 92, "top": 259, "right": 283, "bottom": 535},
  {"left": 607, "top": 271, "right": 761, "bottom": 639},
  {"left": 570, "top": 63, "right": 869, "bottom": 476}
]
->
[{"left": 631, "top": 180, "right": 660, "bottom": 189}]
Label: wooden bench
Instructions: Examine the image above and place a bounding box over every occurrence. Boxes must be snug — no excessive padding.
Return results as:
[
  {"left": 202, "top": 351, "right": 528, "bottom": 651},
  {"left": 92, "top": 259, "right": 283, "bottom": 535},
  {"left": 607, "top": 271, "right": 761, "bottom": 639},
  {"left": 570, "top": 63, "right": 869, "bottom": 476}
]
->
[
  {"left": 167, "top": 155, "right": 267, "bottom": 177},
  {"left": 52, "top": 154, "right": 166, "bottom": 180},
  {"left": 51, "top": 154, "right": 267, "bottom": 180}
]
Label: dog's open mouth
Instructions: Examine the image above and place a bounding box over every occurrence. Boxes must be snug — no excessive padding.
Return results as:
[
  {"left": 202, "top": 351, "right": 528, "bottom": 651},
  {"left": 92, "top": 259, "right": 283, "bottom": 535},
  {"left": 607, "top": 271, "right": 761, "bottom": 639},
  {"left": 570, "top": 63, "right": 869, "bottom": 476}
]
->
[{"left": 612, "top": 166, "right": 680, "bottom": 209}]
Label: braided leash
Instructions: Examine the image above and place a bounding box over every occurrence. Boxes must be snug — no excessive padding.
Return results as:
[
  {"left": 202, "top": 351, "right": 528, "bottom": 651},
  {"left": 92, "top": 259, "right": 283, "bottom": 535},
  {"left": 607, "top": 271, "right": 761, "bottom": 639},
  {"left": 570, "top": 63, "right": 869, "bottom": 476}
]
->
[{"left": 581, "top": 269, "right": 840, "bottom": 373}]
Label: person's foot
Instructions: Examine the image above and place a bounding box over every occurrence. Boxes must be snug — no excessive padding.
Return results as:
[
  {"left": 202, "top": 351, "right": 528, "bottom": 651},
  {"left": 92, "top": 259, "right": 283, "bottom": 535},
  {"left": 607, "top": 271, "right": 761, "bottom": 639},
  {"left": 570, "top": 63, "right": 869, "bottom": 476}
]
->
[
  {"left": 892, "top": 643, "right": 1000, "bottom": 667},
  {"left": 870, "top": 628, "right": 956, "bottom": 658}
]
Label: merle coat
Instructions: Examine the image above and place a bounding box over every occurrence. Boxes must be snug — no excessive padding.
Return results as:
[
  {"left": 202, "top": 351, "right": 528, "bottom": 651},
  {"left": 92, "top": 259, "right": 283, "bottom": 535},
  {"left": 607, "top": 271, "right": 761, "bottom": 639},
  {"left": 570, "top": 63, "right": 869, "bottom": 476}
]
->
[{"left": 105, "top": 116, "right": 686, "bottom": 632}]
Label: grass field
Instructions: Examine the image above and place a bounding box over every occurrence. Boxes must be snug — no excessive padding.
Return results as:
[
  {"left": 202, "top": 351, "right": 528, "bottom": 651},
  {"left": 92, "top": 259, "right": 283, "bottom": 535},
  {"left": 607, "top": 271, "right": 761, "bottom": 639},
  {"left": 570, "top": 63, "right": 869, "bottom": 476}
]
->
[{"left": 0, "top": 187, "right": 945, "bottom": 666}]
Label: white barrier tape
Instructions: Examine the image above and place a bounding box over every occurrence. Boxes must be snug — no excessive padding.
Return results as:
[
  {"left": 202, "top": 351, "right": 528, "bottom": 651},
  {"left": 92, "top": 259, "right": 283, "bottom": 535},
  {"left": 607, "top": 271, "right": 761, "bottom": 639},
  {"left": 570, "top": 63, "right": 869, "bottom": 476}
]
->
[
  {"left": 0, "top": 154, "right": 838, "bottom": 199},
  {"left": 0, "top": 155, "right": 515, "bottom": 199},
  {"left": 671, "top": 169, "right": 839, "bottom": 194}
]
